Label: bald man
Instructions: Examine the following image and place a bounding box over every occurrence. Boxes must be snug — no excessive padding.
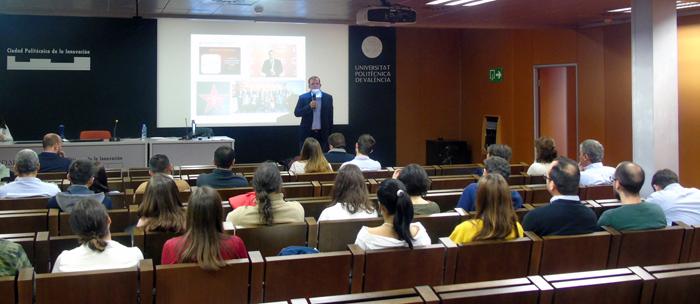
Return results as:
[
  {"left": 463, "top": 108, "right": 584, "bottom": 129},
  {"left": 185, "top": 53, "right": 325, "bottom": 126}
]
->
[{"left": 38, "top": 133, "right": 72, "bottom": 173}]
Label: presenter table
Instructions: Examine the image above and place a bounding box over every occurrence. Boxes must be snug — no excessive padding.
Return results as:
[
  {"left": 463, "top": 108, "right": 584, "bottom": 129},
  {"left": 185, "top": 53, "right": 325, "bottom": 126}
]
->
[{"left": 0, "top": 137, "right": 234, "bottom": 169}]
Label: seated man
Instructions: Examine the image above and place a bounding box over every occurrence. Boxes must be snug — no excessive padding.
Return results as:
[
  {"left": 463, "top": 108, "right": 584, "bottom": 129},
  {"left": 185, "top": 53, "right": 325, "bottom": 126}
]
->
[
  {"left": 0, "top": 149, "right": 61, "bottom": 198},
  {"left": 38, "top": 133, "right": 72, "bottom": 173},
  {"left": 196, "top": 146, "right": 248, "bottom": 188},
  {"left": 341, "top": 134, "right": 381, "bottom": 171},
  {"left": 522, "top": 157, "right": 599, "bottom": 236},
  {"left": 578, "top": 139, "right": 615, "bottom": 186},
  {"left": 324, "top": 132, "right": 355, "bottom": 164},
  {"left": 597, "top": 161, "right": 666, "bottom": 231},
  {"left": 135, "top": 154, "right": 190, "bottom": 194},
  {"left": 48, "top": 160, "right": 113, "bottom": 212},
  {"left": 456, "top": 156, "right": 523, "bottom": 211},
  {"left": 646, "top": 169, "right": 700, "bottom": 226}
]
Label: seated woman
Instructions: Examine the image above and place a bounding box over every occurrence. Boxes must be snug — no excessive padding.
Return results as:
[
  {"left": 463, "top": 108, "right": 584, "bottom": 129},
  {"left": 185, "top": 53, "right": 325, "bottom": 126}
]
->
[
  {"left": 318, "top": 164, "right": 377, "bottom": 221},
  {"left": 53, "top": 198, "right": 143, "bottom": 273},
  {"left": 395, "top": 164, "right": 440, "bottom": 215},
  {"left": 450, "top": 174, "right": 524, "bottom": 244},
  {"left": 226, "top": 162, "right": 304, "bottom": 226},
  {"left": 354, "top": 179, "right": 431, "bottom": 250},
  {"left": 136, "top": 174, "right": 187, "bottom": 233},
  {"left": 527, "top": 137, "right": 558, "bottom": 176},
  {"left": 161, "top": 187, "right": 248, "bottom": 270},
  {"left": 289, "top": 137, "right": 333, "bottom": 174}
]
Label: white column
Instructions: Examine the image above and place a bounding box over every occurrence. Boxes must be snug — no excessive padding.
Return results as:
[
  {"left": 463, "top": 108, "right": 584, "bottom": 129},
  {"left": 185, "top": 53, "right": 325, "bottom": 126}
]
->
[{"left": 631, "top": 0, "right": 678, "bottom": 196}]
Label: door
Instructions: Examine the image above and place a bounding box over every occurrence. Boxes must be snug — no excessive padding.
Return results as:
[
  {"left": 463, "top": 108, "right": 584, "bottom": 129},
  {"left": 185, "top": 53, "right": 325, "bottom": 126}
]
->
[{"left": 535, "top": 65, "right": 578, "bottom": 159}]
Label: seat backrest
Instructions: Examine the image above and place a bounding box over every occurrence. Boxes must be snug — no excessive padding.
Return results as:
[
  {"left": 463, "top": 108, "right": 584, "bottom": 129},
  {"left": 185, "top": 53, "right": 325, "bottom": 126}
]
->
[
  {"left": 263, "top": 251, "right": 353, "bottom": 302},
  {"left": 56, "top": 208, "right": 130, "bottom": 236},
  {"left": 451, "top": 236, "right": 533, "bottom": 283},
  {"left": 1, "top": 231, "right": 50, "bottom": 274},
  {"left": 79, "top": 130, "right": 111, "bottom": 140},
  {"left": 510, "top": 162, "right": 529, "bottom": 175},
  {"left": 362, "top": 170, "right": 394, "bottom": 179},
  {"left": 537, "top": 231, "right": 612, "bottom": 275},
  {"left": 611, "top": 226, "right": 686, "bottom": 267},
  {"left": 362, "top": 244, "right": 446, "bottom": 292},
  {"left": 438, "top": 164, "right": 483, "bottom": 176},
  {"left": 34, "top": 266, "right": 139, "bottom": 304},
  {"left": 508, "top": 174, "right": 526, "bottom": 186},
  {"left": 233, "top": 221, "right": 309, "bottom": 256},
  {"left": 690, "top": 225, "right": 700, "bottom": 262},
  {"left": 0, "top": 210, "right": 48, "bottom": 234},
  {"left": 0, "top": 274, "right": 14, "bottom": 304},
  {"left": 425, "top": 191, "right": 463, "bottom": 212},
  {"left": 523, "top": 184, "right": 552, "bottom": 204},
  {"left": 295, "top": 172, "right": 338, "bottom": 182},
  {"left": 154, "top": 259, "right": 250, "bottom": 304},
  {"left": 429, "top": 175, "right": 478, "bottom": 190},
  {"left": 143, "top": 230, "right": 182, "bottom": 265},
  {"left": 580, "top": 185, "right": 615, "bottom": 200},
  {"left": 317, "top": 217, "right": 384, "bottom": 252},
  {"left": 49, "top": 232, "right": 135, "bottom": 270},
  {"left": 644, "top": 261, "right": 700, "bottom": 303},
  {"left": 0, "top": 197, "right": 49, "bottom": 211},
  {"left": 297, "top": 197, "right": 333, "bottom": 220},
  {"left": 307, "top": 287, "right": 426, "bottom": 304},
  {"left": 414, "top": 213, "right": 465, "bottom": 244},
  {"left": 282, "top": 182, "right": 317, "bottom": 198},
  {"left": 177, "top": 165, "right": 216, "bottom": 175},
  {"left": 434, "top": 277, "right": 545, "bottom": 304},
  {"left": 37, "top": 172, "right": 67, "bottom": 180},
  {"left": 543, "top": 268, "right": 648, "bottom": 304}
]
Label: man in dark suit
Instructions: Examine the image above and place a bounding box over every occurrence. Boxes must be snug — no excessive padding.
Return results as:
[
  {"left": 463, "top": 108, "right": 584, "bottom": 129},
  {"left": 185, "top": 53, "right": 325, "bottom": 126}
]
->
[
  {"left": 324, "top": 132, "right": 355, "bottom": 164},
  {"left": 294, "top": 76, "right": 333, "bottom": 150},
  {"left": 261, "top": 50, "right": 283, "bottom": 77},
  {"left": 522, "top": 156, "right": 599, "bottom": 236},
  {"left": 196, "top": 146, "right": 248, "bottom": 189},
  {"left": 38, "top": 133, "right": 72, "bottom": 173}
]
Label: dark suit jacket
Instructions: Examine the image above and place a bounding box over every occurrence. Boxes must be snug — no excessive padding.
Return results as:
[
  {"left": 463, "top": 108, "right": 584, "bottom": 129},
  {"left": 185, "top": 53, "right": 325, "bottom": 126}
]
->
[
  {"left": 294, "top": 91, "right": 333, "bottom": 143},
  {"left": 522, "top": 199, "right": 599, "bottom": 236},
  {"left": 38, "top": 152, "right": 72, "bottom": 173},
  {"left": 196, "top": 169, "right": 249, "bottom": 189}
]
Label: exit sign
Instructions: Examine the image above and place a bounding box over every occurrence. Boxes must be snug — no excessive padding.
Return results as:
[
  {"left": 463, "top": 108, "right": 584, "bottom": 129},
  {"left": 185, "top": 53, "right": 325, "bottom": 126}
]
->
[{"left": 489, "top": 67, "right": 503, "bottom": 83}]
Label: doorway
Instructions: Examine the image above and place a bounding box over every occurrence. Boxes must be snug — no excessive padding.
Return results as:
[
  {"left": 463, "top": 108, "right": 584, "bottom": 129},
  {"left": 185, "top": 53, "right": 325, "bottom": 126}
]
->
[{"left": 533, "top": 64, "right": 578, "bottom": 160}]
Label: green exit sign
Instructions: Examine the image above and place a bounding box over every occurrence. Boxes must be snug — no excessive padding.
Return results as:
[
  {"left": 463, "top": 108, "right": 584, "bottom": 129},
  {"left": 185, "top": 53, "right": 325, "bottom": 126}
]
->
[{"left": 489, "top": 67, "right": 503, "bottom": 83}]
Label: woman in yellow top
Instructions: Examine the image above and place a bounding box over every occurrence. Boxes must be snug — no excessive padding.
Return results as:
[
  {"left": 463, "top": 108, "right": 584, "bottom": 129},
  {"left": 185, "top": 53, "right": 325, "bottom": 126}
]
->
[{"left": 449, "top": 174, "right": 524, "bottom": 244}]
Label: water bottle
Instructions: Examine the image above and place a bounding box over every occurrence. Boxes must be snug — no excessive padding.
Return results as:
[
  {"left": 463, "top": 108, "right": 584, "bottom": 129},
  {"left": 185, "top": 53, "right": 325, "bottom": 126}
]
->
[
  {"left": 191, "top": 119, "right": 196, "bottom": 137},
  {"left": 58, "top": 124, "right": 65, "bottom": 139},
  {"left": 141, "top": 123, "right": 147, "bottom": 140}
]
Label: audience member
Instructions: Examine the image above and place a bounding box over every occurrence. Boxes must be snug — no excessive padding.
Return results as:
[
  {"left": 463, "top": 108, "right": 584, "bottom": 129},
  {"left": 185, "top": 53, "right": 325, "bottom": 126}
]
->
[
  {"left": 324, "top": 132, "right": 355, "bottom": 163},
  {"left": 527, "top": 137, "right": 558, "bottom": 176},
  {"left": 0, "top": 239, "right": 31, "bottom": 276},
  {"left": 647, "top": 169, "right": 700, "bottom": 225},
  {"left": 0, "top": 149, "right": 60, "bottom": 198},
  {"left": 395, "top": 164, "right": 440, "bottom": 215},
  {"left": 52, "top": 198, "right": 143, "bottom": 273},
  {"left": 289, "top": 137, "right": 333, "bottom": 174},
  {"left": 318, "top": 164, "right": 377, "bottom": 221},
  {"left": 89, "top": 162, "right": 111, "bottom": 194},
  {"left": 196, "top": 146, "right": 248, "bottom": 188},
  {"left": 136, "top": 174, "right": 187, "bottom": 233},
  {"left": 450, "top": 174, "right": 524, "bottom": 244},
  {"left": 486, "top": 144, "right": 513, "bottom": 162},
  {"left": 354, "top": 179, "right": 431, "bottom": 250},
  {"left": 578, "top": 139, "right": 615, "bottom": 186},
  {"left": 38, "top": 133, "right": 72, "bottom": 173},
  {"left": 341, "top": 134, "right": 381, "bottom": 171},
  {"left": 522, "top": 157, "right": 599, "bottom": 236},
  {"left": 456, "top": 156, "right": 523, "bottom": 211},
  {"left": 135, "top": 154, "right": 190, "bottom": 194},
  {"left": 48, "top": 160, "right": 113, "bottom": 211},
  {"left": 597, "top": 162, "right": 666, "bottom": 230},
  {"left": 161, "top": 187, "right": 248, "bottom": 270},
  {"left": 226, "top": 162, "right": 304, "bottom": 226}
]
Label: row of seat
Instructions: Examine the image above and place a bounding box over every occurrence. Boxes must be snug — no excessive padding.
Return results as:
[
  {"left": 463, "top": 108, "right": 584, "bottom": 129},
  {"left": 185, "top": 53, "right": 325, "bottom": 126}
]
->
[{"left": 3, "top": 245, "right": 700, "bottom": 304}]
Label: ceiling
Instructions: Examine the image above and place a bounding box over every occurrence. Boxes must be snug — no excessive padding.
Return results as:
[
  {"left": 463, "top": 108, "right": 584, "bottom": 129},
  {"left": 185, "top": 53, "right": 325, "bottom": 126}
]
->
[{"left": 0, "top": 0, "right": 690, "bottom": 29}]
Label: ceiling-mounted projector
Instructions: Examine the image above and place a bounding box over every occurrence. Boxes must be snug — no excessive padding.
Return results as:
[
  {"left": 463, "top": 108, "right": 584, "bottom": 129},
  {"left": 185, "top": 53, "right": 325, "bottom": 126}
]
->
[{"left": 356, "top": 6, "right": 417, "bottom": 26}]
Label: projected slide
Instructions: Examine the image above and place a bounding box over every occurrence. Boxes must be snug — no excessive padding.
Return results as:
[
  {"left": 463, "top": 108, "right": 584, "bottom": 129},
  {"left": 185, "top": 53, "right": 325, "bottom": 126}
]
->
[{"left": 190, "top": 35, "right": 306, "bottom": 125}]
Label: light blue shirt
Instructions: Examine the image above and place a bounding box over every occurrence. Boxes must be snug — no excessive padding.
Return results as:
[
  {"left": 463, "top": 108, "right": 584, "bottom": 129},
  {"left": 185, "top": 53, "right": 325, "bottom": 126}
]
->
[
  {"left": 311, "top": 90, "right": 322, "bottom": 130},
  {"left": 580, "top": 162, "right": 615, "bottom": 186},
  {"left": 0, "top": 176, "right": 61, "bottom": 198},
  {"left": 646, "top": 183, "right": 700, "bottom": 226},
  {"left": 341, "top": 155, "right": 381, "bottom": 171}
]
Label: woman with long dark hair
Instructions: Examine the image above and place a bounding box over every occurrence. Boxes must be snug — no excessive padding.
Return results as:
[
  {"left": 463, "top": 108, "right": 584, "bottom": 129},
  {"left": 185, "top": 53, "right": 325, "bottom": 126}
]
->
[
  {"left": 53, "top": 198, "right": 143, "bottom": 272},
  {"left": 137, "top": 174, "right": 187, "bottom": 233},
  {"left": 161, "top": 187, "right": 248, "bottom": 270},
  {"left": 318, "top": 164, "right": 377, "bottom": 221},
  {"left": 226, "top": 162, "right": 304, "bottom": 226},
  {"left": 354, "top": 179, "right": 431, "bottom": 250},
  {"left": 289, "top": 137, "right": 333, "bottom": 174},
  {"left": 449, "top": 174, "right": 523, "bottom": 244}
]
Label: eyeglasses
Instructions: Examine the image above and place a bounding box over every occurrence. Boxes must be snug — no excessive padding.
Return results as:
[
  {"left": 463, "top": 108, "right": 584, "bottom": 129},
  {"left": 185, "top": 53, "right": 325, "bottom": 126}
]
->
[{"left": 544, "top": 175, "right": 552, "bottom": 182}]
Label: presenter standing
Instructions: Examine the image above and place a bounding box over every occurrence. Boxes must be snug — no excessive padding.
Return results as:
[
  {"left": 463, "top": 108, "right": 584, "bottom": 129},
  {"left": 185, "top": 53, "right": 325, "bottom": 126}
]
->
[{"left": 294, "top": 76, "right": 333, "bottom": 150}]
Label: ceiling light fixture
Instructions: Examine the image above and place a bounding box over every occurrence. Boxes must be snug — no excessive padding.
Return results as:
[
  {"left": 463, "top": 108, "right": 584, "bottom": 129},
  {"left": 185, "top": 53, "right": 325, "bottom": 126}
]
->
[
  {"left": 445, "top": 0, "right": 479, "bottom": 6},
  {"left": 464, "top": 0, "right": 497, "bottom": 6},
  {"left": 607, "top": 1, "right": 700, "bottom": 13},
  {"left": 426, "top": 0, "right": 455, "bottom": 5}
]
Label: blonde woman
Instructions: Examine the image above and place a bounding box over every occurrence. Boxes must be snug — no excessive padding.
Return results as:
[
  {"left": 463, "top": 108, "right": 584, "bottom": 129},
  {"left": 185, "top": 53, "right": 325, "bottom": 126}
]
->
[{"left": 289, "top": 137, "right": 333, "bottom": 174}]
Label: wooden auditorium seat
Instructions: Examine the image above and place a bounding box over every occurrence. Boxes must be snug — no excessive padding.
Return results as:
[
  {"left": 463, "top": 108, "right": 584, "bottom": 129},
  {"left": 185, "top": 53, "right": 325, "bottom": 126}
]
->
[
  {"left": 295, "top": 196, "right": 334, "bottom": 220},
  {"left": 362, "top": 170, "right": 395, "bottom": 179},
  {"left": 438, "top": 164, "right": 483, "bottom": 176},
  {"left": 138, "top": 229, "right": 180, "bottom": 265},
  {"left": 49, "top": 208, "right": 131, "bottom": 236},
  {"left": 0, "top": 273, "right": 15, "bottom": 304},
  {"left": 48, "top": 232, "right": 142, "bottom": 271},
  {"left": 522, "top": 184, "right": 552, "bottom": 205},
  {"left": 0, "top": 231, "right": 49, "bottom": 273},
  {"left": 424, "top": 190, "right": 463, "bottom": 212},
  {"left": 230, "top": 218, "right": 316, "bottom": 257},
  {"left": 579, "top": 185, "right": 616, "bottom": 201},
  {"left": 643, "top": 261, "right": 700, "bottom": 303},
  {"left": 316, "top": 217, "right": 383, "bottom": 252},
  {"left": 510, "top": 162, "right": 529, "bottom": 176},
  {"left": 305, "top": 286, "right": 437, "bottom": 304},
  {"left": 0, "top": 209, "right": 49, "bottom": 234},
  {"left": 390, "top": 165, "right": 439, "bottom": 176},
  {"left": 293, "top": 171, "right": 339, "bottom": 182},
  {"left": 416, "top": 210, "right": 468, "bottom": 243},
  {"left": 350, "top": 243, "right": 448, "bottom": 292},
  {"left": 541, "top": 267, "right": 653, "bottom": 304},
  {"left": 28, "top": 265, "right": 141, "bottom": 304},
  {"left": 0, "top": 197, "right": 49, "bottom": 211},
  {"left": 529, "top": 231, "right": 613, "bottom": 275},
  {"left": 604, "top": 224, "right": 690, "bottom": 267},
  {"left": 508, "top": 174, "right": 527, "bottom": 186},
  {"left": 433, "top": 276, "right": 551, "bottom": 304},
  {"left": 440, "top": 235, "right": 535, "bottom": 284},
  {"left": 687, "top": 224, "right": 700, "bottom": 262},
  {"left": 428, "top": 175, "right": 478, "bottom": 190}
]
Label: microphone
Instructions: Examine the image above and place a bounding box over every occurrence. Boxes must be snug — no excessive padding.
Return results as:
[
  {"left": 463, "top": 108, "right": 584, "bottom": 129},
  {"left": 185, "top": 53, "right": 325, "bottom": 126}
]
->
[{"left": 111, "top": 119, "right": 120, "bottom": 141}]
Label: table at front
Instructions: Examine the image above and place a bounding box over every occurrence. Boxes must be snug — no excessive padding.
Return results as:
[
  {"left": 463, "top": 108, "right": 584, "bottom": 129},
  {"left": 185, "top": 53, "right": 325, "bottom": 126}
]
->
[
  {"left": 0, "top": 140, "right": 148, "bottom": 169},
  {"left": 149, "top": 136, "right": 235, "bottom": 167}
]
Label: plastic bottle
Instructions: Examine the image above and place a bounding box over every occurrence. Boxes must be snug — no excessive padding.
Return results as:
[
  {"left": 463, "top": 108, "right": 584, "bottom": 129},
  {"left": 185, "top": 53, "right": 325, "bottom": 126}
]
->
[
  {"left": 141, "top": 123, "right": 147, "bottom": 140},
  {"left": 58, "top": 124, "right": 65, "bottom": 139}
]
